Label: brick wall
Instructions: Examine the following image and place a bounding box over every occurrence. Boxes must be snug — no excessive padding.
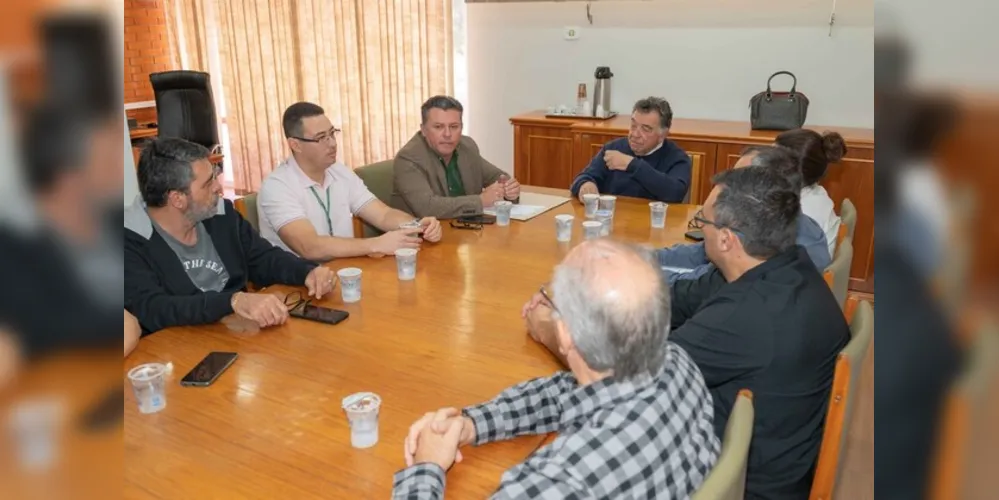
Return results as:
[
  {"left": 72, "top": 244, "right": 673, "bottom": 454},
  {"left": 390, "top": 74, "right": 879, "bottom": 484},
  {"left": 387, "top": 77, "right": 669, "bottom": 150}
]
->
[{"left": 124, "top": 0, "right": 171, "bottom": 122}]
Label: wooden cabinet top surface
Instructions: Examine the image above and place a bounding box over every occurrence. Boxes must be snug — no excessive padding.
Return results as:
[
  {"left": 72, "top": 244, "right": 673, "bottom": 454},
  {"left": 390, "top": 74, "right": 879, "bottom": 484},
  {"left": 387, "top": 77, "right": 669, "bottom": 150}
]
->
[{"left": 510, "top": 110, "right": 874, "bottom": 147}]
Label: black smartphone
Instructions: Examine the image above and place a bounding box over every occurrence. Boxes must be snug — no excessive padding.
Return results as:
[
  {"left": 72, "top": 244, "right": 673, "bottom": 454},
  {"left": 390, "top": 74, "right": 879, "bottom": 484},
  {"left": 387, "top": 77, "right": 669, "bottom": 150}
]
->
[
  {"left": 684, "top": 229, "right": 705, "bottom": 241},
  {"left": 457, "top": 214, "right": 496, "bottom": 225},
  {"left": 290, "top": 303, "right": 350, "bottom": 325},
  {"left": 180, "top": 352, "right": 238, "bottom": 387}
]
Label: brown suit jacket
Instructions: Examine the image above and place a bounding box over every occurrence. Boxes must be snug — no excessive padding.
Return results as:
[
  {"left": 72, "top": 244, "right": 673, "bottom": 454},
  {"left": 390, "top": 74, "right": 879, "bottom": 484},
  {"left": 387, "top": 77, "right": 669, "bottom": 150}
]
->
[{"left": 390, "top": 132, "right": 507, "bottom": 219}]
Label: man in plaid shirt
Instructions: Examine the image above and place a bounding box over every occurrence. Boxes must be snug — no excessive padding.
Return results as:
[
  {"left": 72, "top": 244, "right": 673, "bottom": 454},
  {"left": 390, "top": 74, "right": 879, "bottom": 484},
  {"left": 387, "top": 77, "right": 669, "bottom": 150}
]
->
[{"left": 393, "top": 240, "right": 720, "bottom": 499}]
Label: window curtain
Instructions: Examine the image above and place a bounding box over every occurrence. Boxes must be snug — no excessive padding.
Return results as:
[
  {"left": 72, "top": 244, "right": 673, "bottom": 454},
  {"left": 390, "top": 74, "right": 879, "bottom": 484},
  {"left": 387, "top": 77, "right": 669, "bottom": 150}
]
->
[{"left": 165, "top": 0, "right": 453, "bottom": 191}]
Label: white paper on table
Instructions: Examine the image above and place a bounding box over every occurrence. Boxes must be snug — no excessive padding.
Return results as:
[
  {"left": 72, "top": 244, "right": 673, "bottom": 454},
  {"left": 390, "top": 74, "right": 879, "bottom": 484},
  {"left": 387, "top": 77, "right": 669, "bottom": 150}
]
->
[{"left": 483, "top": 192, "right": 572, "bottom": 221}]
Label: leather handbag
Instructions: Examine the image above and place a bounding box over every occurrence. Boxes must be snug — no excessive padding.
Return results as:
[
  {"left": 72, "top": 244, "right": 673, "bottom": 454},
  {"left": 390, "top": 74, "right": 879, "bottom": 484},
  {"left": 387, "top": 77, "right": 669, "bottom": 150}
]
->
[{"left": 749, "top": 71, "right": 809, "bottom": 130}]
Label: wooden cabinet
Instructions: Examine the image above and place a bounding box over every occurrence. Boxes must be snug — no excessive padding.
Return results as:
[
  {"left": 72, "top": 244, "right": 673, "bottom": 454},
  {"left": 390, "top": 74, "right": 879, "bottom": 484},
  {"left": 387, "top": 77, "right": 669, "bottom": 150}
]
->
[
  {"left": 716, "top": 142, "right": 748, "bottom": 170},
  {"left": 512, "top": 121, "right": 575, "bottom": 188},
  {"left": 510, "top": 111, "right": 875, "bottom": 293},
  {"left": 671, "top": 140, "right": 718, "bottom": 204},
  {"left": 821, "top": 147, "right": 874, "bottom": 292}
]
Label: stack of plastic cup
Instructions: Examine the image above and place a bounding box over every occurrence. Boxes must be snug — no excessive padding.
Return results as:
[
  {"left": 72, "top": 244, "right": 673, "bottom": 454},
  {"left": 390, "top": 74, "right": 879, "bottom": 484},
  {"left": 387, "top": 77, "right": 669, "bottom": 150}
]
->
[
  {"left": 598, "top": 195, "right": 617, "bottom": 217},
  {"left": 649, "top": 202, "right": 667, "bottom": 228},
  {"left": 342, "top": 392, "right": 382, "bottom": 449},
  {"left": 337, "top": 267, "right": 363, "bottom": 303},
  {"left": 594, "top": 209, "right": 613, "bottom": 236},
  {"left": 494, "top": 201, "right": 513, "bottom": 226},
  {"left": 582, "top": 193, "right": 599, "bottom": 218},
  {"left": 554, "top": 214, "right": 574, "bottom": 242}
]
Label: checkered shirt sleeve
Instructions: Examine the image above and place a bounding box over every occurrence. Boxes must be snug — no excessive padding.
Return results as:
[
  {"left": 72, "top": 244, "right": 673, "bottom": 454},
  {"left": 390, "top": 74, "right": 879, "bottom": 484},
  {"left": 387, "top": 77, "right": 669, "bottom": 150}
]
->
[
  {"left": 490, "top": 343, "right": 720, "bottom": 498},
  {"left": 463, "top": 371, "right": 579, "bottom": 445},
  {"left": 391, "top": 463, "right": 446, "bottom": 500}
]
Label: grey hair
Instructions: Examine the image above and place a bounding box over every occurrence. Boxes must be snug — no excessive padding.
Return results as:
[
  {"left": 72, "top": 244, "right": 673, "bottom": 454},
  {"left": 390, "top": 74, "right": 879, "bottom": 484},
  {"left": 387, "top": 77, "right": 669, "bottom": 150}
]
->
[
  {"left": 632, "top": 96, "right": 673, "bottom": 129},
  {"left": 137, "top": 137, "right": 211, "bottom": 207},
  {"left": 711, "top": 158, "right": 800, "bottom": 260},
  {"left": 550, "top": 242, "right": 671, "bottom": 379},
  {"left": 420, "top": 95, "right": 463, "bottom": 124},
  {"left": 740, "top": 144, "right": 804, "bottom": 192}
]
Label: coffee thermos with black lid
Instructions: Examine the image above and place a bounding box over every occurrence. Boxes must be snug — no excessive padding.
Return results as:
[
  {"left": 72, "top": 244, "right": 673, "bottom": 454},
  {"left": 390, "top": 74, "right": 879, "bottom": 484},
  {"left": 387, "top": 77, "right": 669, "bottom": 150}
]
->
[{"left": 591, "top": 66, "right": 614, "bottom": 117}]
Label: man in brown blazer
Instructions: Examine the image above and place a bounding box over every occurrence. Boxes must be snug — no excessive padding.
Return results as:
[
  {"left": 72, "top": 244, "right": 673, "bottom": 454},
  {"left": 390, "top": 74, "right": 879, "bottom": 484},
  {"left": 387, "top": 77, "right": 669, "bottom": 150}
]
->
[{"left": 391, "top": 96, "right": 521, "bottom": 219}]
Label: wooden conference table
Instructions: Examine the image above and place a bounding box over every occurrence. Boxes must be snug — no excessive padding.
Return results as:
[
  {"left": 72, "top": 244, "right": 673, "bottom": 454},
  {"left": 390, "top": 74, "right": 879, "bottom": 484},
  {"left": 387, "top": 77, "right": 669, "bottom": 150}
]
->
[{"left": 123, "top": 187, "right": 701, "bottom": 499}]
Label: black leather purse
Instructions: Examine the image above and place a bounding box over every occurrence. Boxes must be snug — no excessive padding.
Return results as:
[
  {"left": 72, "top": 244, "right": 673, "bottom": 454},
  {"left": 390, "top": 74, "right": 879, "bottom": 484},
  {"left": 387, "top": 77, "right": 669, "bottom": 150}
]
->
[{"left": 749, "top": 71, "right": 809, "bottom": 130}]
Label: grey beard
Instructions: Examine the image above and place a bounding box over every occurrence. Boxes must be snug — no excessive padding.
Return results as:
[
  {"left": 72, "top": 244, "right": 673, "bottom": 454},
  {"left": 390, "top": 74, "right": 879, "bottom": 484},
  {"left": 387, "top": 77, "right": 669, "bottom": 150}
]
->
[{"left": 185, "top": 199, "right": 218, "bottom": 223}]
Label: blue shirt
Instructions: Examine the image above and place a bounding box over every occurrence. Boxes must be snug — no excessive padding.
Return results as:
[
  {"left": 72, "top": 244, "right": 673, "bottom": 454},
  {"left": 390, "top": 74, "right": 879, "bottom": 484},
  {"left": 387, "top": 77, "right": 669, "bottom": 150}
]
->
[
  {"left": 570, "top": 137, "right": 692, "bottom": 202},
  {"left": 657, "top": 214, "right": 832, "bottom": 284}
]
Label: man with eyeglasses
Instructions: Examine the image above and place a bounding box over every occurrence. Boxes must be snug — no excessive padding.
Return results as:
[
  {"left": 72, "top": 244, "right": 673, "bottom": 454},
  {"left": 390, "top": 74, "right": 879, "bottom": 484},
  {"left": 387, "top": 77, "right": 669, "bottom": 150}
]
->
[
  {"left": 125, "top": 137, "right": 336, "bottom": 335},
  {"left": 570, "top": 97, "right": 691, "bottom": 203},
  {"left": 395, "top": 240, "right": 719, "bottom": 499},
  {"left": 257, "top": 102, "right": 443, "bottom": 261},
  {"left": 656, "top": 147, "right": 832, "bottom": 283},
  {"left": 390, "top": 95, "right": 521, "bottom": 219},
  {"left": 524, "top": 146, "right": 849, "bottom": 500}
]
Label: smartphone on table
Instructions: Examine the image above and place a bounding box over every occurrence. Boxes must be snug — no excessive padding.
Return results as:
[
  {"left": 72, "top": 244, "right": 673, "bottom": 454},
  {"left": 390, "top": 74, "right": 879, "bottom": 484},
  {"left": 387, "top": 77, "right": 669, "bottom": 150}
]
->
[
  {"left": 180, "top": 352, "right": 239, "bottom": 387},
  {"left": 456, "top": 214, "right": 496, "bottom": 225},
  {"left": 289, "top": 303, "right": 350, "bottom": 325}
]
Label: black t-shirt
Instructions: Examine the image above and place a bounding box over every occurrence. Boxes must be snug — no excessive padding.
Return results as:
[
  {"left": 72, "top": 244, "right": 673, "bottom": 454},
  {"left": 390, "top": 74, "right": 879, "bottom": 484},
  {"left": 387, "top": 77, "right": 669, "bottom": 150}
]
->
[{"left": 670, "top": 247, "right": 849, "bottom": 500}]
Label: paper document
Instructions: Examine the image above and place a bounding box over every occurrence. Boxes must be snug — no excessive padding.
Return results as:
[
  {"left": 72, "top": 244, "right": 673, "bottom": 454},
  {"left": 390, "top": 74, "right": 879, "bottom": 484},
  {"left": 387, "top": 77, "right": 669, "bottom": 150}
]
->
[{"left": 483, "top": 192, "right": 572, "bottom": 221}]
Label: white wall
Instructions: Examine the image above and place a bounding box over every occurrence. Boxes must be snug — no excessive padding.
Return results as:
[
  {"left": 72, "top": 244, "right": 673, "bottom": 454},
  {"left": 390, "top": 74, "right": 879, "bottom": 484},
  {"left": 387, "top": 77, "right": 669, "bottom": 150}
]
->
[{"left": 466, "top": 1, "right": 874, "bottom": 173}]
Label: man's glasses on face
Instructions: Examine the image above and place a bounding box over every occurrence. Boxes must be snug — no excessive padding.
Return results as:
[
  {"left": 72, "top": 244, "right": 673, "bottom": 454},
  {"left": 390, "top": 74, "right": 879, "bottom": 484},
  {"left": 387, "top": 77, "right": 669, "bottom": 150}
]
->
[
  {"left": 293, "top": 127, "right": 341, "bottom": 144},
  {"left": 689, "top": 208, "right": 743, "bottom": 237},
  {"left": 539, "top": 284, "right": 559, "bottom": 314}
]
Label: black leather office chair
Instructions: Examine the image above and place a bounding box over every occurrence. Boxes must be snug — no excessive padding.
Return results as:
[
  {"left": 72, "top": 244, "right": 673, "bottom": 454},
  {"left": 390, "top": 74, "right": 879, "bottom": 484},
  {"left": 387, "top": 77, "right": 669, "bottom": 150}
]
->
[{"left": 149, "top": 70, "right": 220, "bottom": 150}]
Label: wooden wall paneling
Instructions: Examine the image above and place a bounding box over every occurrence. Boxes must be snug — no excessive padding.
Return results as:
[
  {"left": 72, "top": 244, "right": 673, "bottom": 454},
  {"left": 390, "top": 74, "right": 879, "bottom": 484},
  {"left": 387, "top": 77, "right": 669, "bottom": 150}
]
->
[
  {"left": 715, "top": 142, "right": 748, "bottom": 171},
  {"left": 821, "top": 147, "right": 875, "bottom": 293},
  {"left": 671, "top": 140, "right": 718, "bottom": 204},
  {"left": 514, "top": 124, "right": 575, "bottom": 189}
]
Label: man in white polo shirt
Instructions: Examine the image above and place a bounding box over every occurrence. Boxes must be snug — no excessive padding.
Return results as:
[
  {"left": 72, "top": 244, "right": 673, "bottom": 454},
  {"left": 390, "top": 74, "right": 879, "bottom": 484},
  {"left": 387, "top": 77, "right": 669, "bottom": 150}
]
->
[{"left": 258, "top": 102, "right": 442, "bottom": 261}]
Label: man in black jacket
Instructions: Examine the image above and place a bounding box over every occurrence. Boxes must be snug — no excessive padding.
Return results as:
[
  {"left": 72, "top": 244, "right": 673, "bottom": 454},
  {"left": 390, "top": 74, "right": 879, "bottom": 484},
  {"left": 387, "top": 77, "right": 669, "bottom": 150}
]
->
[
  {"left": 666, "top": 154, "right": 849, "bottom": 499},
  {"left": 125, "top": 138, "right": 335, "bottom": 335}
]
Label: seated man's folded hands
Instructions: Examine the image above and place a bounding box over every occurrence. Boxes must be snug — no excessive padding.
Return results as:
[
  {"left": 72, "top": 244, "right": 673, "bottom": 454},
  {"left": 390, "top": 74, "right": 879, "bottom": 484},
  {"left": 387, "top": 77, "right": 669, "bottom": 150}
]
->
[{"left": 403, "top": 407, "right": 476, "bottom": 468}]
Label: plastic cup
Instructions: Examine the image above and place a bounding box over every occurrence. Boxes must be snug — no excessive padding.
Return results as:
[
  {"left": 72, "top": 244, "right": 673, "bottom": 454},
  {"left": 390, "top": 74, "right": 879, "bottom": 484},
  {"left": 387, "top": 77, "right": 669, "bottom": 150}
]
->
[
  {"left": 650, "top": 202, "right": 667, "bottom": 229},
  {"left": 582, "top": 193, "right": 599, "bottom": 218},
  {"left": 494, "top": 200, "right": 513, "bottom": 226},
  {"left": 8, "top": 399, "right": 62, "bottom": 470},
  {"left": 342, "top": 392, "right": 381, "bottom": 449},
  {"left": 594, "top": 209, "right": 613, "bottom": 236},
  {"left": 555, "top": 214, "right": 574, "bottom": 242},
  {"left": 337, "top": 267, "right": 363, "bottom": 303},
  {"left": 398, "top": 220, "right": 424, "bottom": 239},
  {"left": 127, "top": 363, "right": 168, "bottom": 414},
  {"left": 582, "top": 220, "right": 602, "bottom": 240},
  {"left": 395, "top": 248, "right": 417, "bottom": 281},
  {"left": 598, "top": 195, "right": 617, "bottom": 216}
]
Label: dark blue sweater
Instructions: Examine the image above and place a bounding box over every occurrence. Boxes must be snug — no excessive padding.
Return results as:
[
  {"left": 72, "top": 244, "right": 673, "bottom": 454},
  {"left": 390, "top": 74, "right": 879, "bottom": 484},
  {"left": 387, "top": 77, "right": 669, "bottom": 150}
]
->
[{"left": 569, "top": 137, "right": 691, "bottom": 202}]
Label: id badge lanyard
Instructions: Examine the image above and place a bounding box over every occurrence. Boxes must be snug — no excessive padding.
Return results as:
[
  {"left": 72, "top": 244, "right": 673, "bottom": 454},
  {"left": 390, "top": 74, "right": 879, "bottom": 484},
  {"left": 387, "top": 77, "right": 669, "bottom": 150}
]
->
[{"left": 308, "top": 186, "right": 334, "bottom": 235}]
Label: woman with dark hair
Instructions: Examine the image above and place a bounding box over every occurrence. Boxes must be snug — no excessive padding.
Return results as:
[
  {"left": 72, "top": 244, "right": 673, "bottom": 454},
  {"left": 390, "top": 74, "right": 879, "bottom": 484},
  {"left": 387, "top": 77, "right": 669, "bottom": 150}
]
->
[{"left": 774, "top": 129, "right": 848, "bottom": 258}]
